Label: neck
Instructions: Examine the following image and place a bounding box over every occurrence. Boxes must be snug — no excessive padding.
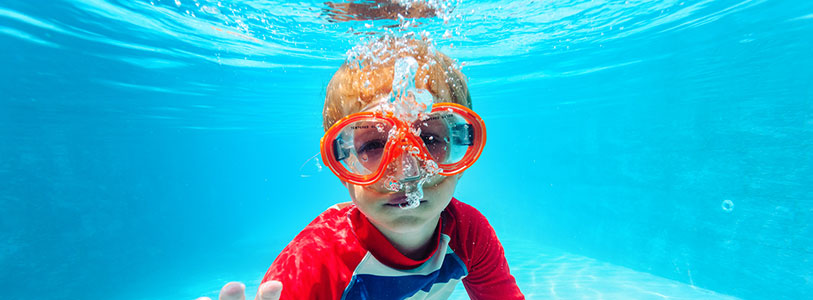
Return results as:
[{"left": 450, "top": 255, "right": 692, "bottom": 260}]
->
[{"left": 375, "top": 215, "right": 440, "bottom": 260}]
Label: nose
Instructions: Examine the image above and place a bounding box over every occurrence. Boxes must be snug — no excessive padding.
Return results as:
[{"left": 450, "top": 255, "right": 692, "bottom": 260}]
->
[
  {"left": 390, "top": 150, "right": 423, "bottom": 183},
  {"left": 366, "top": 151, "right": 423, "bottom": 193}
]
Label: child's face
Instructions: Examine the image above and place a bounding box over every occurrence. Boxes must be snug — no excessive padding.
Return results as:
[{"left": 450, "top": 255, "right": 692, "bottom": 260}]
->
[{"left": 336, "top": 93, "right": 463, "bottom": 233}]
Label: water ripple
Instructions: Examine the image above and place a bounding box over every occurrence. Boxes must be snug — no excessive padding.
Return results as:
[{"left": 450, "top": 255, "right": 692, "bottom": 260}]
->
[
  {"left": 3, "top": 0, "right": 776, "bottom": 71},
  {"left": 0, "top": 25, "right": 59, "bottom": 47}
]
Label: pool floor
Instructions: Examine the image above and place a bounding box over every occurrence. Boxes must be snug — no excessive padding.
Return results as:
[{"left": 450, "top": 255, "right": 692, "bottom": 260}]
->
[{"left": 446, "top": 242, "right": 739, "bottom": 300}]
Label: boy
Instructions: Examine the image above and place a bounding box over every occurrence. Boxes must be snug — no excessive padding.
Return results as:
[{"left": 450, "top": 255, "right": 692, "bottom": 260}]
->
[{"left": 200, "top": 37, "right": 524, "bottom": 300}]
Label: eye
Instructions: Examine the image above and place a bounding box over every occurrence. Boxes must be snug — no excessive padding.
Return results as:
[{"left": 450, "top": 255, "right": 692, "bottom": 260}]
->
[
  {"left": 357, "top": 139, "right": 386, "bottom": 154},
  {"left": 421, "top": 134, "right": 441, "bottom": 146}
]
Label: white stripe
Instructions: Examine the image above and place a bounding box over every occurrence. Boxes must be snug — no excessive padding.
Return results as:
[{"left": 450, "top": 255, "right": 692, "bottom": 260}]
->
[{"left": 354, "top": 234, "right": 454, "bottom": 276}]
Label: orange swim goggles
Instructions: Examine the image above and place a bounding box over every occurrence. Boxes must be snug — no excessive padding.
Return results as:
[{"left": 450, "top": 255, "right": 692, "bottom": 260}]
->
[{"left": 320, "top": 102, "right": 486, "bottom": 185}]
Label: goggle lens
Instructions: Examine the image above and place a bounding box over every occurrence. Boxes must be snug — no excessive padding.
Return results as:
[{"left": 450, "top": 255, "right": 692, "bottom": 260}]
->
[
  {"left": 415, "top": 110, "right": 474, "bottom": 165},
  {"left": 332, "top": 118, "right": 394, "bottom": 176}
]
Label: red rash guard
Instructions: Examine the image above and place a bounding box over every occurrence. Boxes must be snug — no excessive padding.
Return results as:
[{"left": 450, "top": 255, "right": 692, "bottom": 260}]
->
[{"left": 262, "top": 198, "right": 524, "bottom": 300}]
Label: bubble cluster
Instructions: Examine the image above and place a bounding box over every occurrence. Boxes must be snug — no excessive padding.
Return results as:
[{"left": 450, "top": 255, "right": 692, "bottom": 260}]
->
[
  {"left": 402, "top": 182, "right": 424, "bottom": 209},
  {"left": 423, "top": 159, "right": 441, "bottom": 176},
  {"left": 395, "top": 0, "right": 461, "bottom": 23},
  {"left": 336, "top": 1, "right": 464, "bottom": 210},
  {"left": 386, "top": 177, "right": 403, "bottom": 192},
  {"left": 389, "top": 55, "right": 437, "bottom": 209},
  {"left": 376, "top": 55, "right": 435, "bottom": 124}
]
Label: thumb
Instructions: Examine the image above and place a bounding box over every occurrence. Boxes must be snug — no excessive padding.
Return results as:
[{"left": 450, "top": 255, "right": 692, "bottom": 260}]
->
[{"left": 255, "top": 281, "right": 283, "bottom": 300}]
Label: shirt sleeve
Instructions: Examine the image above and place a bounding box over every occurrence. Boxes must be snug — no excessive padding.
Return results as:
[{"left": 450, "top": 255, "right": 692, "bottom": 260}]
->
[
  {"left": 459, "top": 208, "right": 525, "bottom": 299},
  {"left": 260, "top": 205, "right": 363, "bottom": 300},
  {"left": 261, "top": 219, "right": 348, "bottom": 300},
  {"left": 261, "top": 239, "right": 323, "bottom": 300}
]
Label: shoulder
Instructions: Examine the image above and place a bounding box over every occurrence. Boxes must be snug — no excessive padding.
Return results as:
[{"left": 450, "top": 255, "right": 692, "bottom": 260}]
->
[
  {"left": 260, "top": 203, "right": 366, "bottom": 299},
  {"left": 287, "top": 203, "right": 357, "bottom": 253},
  {"left": 443, "top": 198, "right": 502, "bottom": 263},
  {"left": 264, "top": 203, "right": 363, "bottom": 276},
  {"left": 444, "top": 199, "right": 524, "bottom": 299},
  {"left": 262, "top": 203, "right": 368, "bottom": 299}
]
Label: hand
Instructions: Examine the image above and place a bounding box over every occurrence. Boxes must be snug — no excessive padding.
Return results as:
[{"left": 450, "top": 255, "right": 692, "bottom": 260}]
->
[
  {"left": 324, "top": 0, "right": 435, "bottom": 22},
  {"left": 196, "top": 280, "right": 282, "bottom": 300}
]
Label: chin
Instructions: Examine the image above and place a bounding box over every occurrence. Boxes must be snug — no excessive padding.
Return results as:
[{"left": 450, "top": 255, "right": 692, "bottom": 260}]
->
[{"left": 385, "top": 215, "right": 433, "bottom": 232}]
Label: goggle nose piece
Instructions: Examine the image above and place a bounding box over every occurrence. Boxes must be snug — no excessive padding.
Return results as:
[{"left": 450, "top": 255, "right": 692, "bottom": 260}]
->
[{"left": 394, "top": 151, "right": 423, "bottom": 182}]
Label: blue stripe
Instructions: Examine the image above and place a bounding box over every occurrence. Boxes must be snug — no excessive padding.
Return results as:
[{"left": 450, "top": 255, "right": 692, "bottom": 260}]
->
[{"left": 341, "top": 252, "right": 467, "bottom": 300}]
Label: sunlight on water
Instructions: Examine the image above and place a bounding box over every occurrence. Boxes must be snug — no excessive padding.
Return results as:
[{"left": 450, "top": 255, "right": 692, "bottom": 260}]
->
[{"left": 2, "top": 0, "right": 762, "bottom": 70}]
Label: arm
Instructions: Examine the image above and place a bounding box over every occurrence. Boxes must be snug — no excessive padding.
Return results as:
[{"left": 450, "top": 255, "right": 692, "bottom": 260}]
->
[
  {"left": 199, "top": 205, "right": 357, "bottom": 300},
  {"left": 455, "top": 205, "right": 524, "bottom": 299},
  {"left": 260, "top": 205, "right": 363, "bottom": 300},
  {"left": 462, "top": 228, "right": 524, "bottom": 299}
]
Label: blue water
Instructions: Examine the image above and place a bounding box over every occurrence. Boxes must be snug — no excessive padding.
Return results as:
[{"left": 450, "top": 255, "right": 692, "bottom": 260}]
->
[{"left": 1, "top": 0, "right": 812, "bottom": 299}]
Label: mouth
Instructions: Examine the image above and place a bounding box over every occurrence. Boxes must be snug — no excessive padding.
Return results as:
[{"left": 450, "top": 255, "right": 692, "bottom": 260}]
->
[{"left": 384, "top": 195, "right": 427, "bottom": 207}]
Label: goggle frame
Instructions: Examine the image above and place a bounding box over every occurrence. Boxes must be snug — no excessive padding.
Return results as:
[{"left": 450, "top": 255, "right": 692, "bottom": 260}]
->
[{"left": 320, "top": 102, "right": 486, "bottom": 186}]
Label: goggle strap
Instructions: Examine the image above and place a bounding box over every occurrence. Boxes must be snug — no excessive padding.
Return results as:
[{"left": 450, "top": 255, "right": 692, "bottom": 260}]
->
[
  {"left": 451, "top": 123, "right": 474, "bottom": 146},
  {"left": 332, "top": 136, "right": 348, "bottom": 161}
]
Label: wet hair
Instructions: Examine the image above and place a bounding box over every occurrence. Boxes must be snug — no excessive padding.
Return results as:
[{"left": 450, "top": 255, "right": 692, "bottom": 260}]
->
[{"left": 322, "top": 37, "right": 471, "bottom": 131}]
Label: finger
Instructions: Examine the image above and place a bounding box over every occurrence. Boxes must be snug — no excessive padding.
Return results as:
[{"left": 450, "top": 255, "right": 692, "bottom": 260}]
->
[
  {"left": 219, "top": 282, "right": 246, "bottom": 300},
  {"left": 255, "top": 281, "right": 283, "bottom": 300}
]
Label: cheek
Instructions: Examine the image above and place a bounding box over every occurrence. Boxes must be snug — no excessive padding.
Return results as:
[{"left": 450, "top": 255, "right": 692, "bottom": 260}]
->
[
  {"left": 423, "top": 174, "right": 460, "bottom": 200},
  {"left": 346, "top": 182, "right": 384, "bottom": 206}
]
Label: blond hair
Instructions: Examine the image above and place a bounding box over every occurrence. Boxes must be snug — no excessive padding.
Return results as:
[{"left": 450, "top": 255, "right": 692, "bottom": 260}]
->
[{"left": 322, "top": 37, "right": 471, "bottom": 130}]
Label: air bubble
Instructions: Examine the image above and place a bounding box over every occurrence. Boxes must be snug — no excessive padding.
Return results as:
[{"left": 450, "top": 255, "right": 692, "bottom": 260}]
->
[
  {"left": 387, "top": 127, "right": 398, "bottom": 139},
  {"left": 410, "top": 126, "right": 421, "bottom": 136},
  {"left": 442, "top": 30, "right": 452, "bottom": 39},
  {"left": 721, "top": 200, "right": 734, "bottom": 212}
]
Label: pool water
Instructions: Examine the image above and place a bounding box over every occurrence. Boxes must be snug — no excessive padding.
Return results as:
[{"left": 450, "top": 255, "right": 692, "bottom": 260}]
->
[{"left": 1, "top": 0, "right": 812, "bottom": 299}]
